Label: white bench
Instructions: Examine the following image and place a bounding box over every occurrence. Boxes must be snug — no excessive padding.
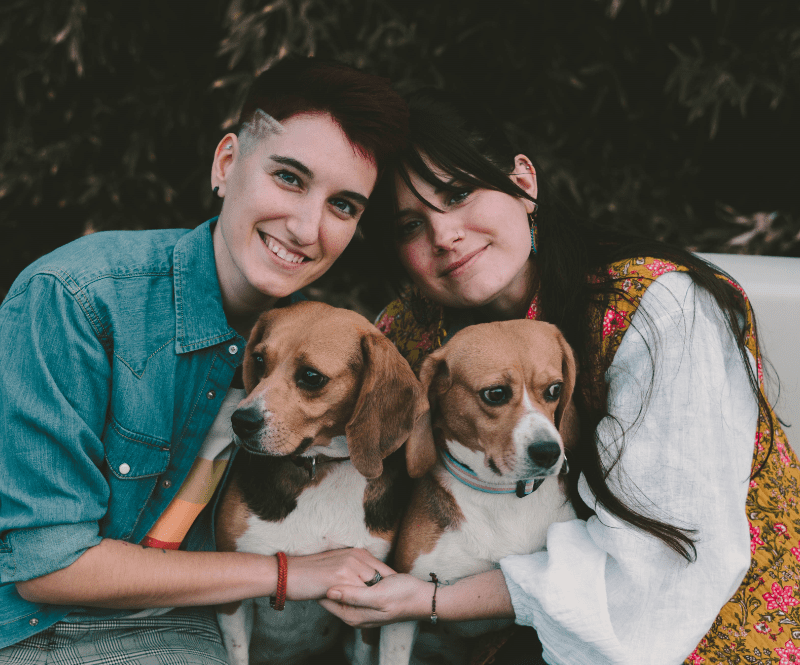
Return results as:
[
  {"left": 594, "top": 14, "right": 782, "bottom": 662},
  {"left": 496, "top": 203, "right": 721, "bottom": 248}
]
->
[{"left": 697, "top": 253, "right": 800, "bottom": 451}]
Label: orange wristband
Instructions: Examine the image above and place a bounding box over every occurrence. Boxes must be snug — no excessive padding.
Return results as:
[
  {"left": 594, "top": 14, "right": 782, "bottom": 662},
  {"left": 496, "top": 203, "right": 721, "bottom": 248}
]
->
[{"left": 270, "top": 551, "right": 288, "bottom": 611}]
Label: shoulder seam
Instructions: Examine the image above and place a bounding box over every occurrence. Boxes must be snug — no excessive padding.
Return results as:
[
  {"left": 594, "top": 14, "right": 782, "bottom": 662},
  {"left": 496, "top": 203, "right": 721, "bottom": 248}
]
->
[{"left": 6, "top": 271, "right": 113, "bottom": 350}]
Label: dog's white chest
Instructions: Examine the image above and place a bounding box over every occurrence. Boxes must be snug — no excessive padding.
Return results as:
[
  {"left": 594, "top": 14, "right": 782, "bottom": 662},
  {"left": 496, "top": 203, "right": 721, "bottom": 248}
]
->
[
  {"left": 220, "top": 462, "right": 393, "bottom": 665},
  {"left": 234, "top": 462, "right": 392, "bottom": 560},
  {"left": 411, "top": 470, "right": 576, "bottom": 581}
]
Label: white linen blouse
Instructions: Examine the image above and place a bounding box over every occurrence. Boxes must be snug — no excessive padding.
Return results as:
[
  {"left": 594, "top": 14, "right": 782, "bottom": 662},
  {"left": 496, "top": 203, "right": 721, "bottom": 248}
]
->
[{"left": 501, "top": 270, "right": 758, "bottom": 664}]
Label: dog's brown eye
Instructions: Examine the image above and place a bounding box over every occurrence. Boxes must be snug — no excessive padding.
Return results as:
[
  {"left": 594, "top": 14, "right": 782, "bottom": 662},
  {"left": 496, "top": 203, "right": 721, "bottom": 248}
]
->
[
  {"left": 252, "top": 354, "right": 265, "bottom": 371},
  {"left": 544, "top": 382, "right": 562, "bottom": 403},
  {"left": 296, "top": 367, "right": 328, "bottom": 390},
  {"left": 480, "top": 386, "right": 511, "bottom": 406}
]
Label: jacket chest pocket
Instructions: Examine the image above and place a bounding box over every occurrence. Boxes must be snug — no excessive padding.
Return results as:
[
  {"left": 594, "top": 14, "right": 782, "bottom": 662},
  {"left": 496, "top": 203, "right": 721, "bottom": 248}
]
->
[{"left": 101, "top": 418, "right": 170, "bottom": 540}]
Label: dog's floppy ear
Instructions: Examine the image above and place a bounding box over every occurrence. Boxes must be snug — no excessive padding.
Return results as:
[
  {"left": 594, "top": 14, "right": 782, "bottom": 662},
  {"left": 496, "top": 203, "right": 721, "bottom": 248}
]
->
[
  {"left": 404, "top": 349, "right": 451, "bottom": 478},
  {"left": 555, "top": 334, "right": 579, "bottom": 451},
  {"left": 346, "top": 332, "right": 429, "bottom": 479}
]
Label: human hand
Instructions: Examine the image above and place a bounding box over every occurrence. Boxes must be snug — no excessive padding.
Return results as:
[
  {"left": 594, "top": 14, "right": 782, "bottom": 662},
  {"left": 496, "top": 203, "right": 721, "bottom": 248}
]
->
[
  {"left": 285, "top": 548, "right": 396, "bottom": 602},
  {"left": 318, "top": 572, "right": 433, "bottom": 628}
]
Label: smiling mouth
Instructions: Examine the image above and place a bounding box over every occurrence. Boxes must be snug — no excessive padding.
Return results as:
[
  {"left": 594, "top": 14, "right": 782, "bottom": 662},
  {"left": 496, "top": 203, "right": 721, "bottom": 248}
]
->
[
  {"left": 440, "top": 246, "right": 485, "bottom": 276},
  {"left": 259, "top": 232, "right": 310, "bottom": 265}
]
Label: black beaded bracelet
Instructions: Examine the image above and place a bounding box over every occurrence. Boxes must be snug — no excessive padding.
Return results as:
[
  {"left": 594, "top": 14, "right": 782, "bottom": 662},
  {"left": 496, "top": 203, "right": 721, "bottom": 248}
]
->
[{"left": 429, "top": 572, "right": 439, "bottom": 625}]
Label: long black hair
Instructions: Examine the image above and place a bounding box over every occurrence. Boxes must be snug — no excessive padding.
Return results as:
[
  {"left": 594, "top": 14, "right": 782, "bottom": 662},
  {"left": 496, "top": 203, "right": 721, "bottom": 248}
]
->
[{"left": 362, "top": 88, "right": 775, "bottom": 562}]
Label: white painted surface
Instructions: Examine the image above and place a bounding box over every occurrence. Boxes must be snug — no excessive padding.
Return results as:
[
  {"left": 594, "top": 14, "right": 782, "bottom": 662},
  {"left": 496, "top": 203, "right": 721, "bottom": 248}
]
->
[{"left": 697, "top": 253, "right": 800, "bottom": 450}]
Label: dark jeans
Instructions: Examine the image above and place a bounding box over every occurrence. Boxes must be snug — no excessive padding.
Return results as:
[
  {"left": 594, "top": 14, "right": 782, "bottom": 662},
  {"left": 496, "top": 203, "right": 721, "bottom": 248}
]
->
[
  {"left": 308, "top": 625, "right": 549, "bottom": 665},
  {"left": 490, "top": 626, "right": 548, "bottom": 665}
]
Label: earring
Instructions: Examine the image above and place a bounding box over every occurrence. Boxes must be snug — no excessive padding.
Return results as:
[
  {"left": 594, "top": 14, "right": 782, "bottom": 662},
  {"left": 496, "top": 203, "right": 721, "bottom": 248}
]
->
[
  {"left": 529, "top": 199, "right": 539, "bottom": 255},
  {"left": 213, "top": 186, "right": 222, "bottom": 199}
]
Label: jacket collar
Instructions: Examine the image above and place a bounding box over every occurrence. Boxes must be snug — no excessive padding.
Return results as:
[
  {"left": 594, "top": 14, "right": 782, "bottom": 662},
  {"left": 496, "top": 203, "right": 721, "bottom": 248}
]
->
[{"left": 172, "top": 218, "right": 239, "bottom": 354}]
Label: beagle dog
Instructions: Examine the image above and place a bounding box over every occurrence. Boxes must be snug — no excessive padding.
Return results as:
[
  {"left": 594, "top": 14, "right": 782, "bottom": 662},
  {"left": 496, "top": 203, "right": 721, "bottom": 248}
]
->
[
  {"left": 380, "top": 319, "right": 579, "bottom": 665},
  {"left": 215, "top": 301, "right": 428, "bottom": 665}
]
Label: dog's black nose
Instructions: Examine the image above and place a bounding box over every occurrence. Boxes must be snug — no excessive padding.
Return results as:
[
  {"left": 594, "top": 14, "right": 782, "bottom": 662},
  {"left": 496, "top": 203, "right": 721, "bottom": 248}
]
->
[
  {"left": 231, "top": 407, "right": 262, "bottom": 438},
  {"left": 527, "top": 440, "right": 561, "bottom": 470}
]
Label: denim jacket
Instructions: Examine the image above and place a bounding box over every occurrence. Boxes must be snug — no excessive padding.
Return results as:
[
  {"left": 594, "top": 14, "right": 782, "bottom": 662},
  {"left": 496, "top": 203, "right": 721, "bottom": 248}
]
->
[{"left": 0, "top": 219, "right": 257, "bottom": 646}]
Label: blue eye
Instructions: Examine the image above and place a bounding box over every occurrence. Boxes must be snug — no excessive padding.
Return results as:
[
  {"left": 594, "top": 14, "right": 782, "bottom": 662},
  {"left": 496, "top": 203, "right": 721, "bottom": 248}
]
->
[
  {"left": 446, "top": 189, "right": 472, "bottom": 206},
  {"left": 331, "top": 198, "right": 357, "bottom": 217},
  {"left": 276, "top": 170, "right": 301, "bottom": 187}
]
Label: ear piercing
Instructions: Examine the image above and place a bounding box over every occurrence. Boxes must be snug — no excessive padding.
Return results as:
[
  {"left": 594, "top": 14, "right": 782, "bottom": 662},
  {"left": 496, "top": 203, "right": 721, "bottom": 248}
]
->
[
  {"left": 529, "top": 199, "right": 539, "bottom": 254},
  {"left": 212, "top": 146, "right": 232, "bottom": 199}
]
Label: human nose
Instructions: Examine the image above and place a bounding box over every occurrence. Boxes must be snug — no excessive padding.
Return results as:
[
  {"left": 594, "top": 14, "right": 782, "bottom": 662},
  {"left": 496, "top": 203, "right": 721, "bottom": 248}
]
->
[
  {"left": 285, "top": 195, "right": 325, "bottom": 246},
  {"left": 429, "top": 214, "right": 464, "bottom": 253}
]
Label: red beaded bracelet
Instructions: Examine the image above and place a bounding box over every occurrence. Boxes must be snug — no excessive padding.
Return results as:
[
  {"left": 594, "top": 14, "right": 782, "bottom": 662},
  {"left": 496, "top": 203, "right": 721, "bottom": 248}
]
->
[{"left": 270, "top": 551, "right": 288, "bottom": 611}]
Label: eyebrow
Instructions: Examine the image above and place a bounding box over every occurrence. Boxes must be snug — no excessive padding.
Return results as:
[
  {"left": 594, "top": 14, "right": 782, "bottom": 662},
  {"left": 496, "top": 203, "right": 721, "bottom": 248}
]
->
[
  {"left": 339, "top": 190, "right": 369, "bottom": 207},
  {"left": 270, "top": 154, "right": 370, "bottom": 207},
  {"left": 270, "top": 155, "right": 313, "bottom": 178},
  {"left": 433, "top": 177, "right": 459, "bottom": 195}
]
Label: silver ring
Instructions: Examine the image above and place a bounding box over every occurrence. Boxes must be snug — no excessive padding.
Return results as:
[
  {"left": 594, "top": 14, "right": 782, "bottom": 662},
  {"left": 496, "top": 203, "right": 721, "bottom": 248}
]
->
[{"left": 365, "top": 570, "right": 382, "bottom": 587}]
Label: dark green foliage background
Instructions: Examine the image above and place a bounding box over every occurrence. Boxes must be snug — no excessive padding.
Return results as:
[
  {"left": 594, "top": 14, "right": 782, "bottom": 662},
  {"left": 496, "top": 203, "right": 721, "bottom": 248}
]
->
[{"left": 2, "top": 0, "right": 798, "bottom": 315}]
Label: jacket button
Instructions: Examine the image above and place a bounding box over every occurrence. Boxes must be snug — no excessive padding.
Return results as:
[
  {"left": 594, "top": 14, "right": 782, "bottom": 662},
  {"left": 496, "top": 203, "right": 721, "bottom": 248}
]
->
[
  {"left": 228, "top": 344, "right": 238, "bottom": 355},
  {"left": 118, "top": 463, "right": 131, "bottom": 475},
  {"left": 207, "top": 390, "right": 216, "bottom": 399},
  {"left": 163, "top": 480, "right": 172, "bottom": 488},
  {"left": 29, "top": 618, "right": 39, "bottom": 626}
]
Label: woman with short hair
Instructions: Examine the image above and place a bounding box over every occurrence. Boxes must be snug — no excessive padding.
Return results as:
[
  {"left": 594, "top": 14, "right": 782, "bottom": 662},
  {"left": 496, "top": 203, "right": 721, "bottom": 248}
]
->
[{"left": 0, "top": 57, "right": 406, "bottom": 663}]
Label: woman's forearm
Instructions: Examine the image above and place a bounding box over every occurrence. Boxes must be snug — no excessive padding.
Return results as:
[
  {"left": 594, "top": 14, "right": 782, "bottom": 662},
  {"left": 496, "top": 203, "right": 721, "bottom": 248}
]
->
[
  {"left": 321, "top": 568, "right": 515, "bottom": 627},
  {"left": 435, "top": 569, "right": 514, "bottom": 621},
  {"left": 15, "top": 539, "right": 278, "bottom": 608},
  {"left": 15, "top": 538, "right": 393, "bottom": 609}
]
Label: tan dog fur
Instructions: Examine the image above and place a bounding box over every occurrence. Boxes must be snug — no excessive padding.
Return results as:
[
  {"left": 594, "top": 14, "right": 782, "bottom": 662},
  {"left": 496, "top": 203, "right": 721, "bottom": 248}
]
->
[
  {"left": 235, "top": 300, "right": 428, "bottom": 477},
  {"left": 381, "top": 319, "right": 579, "bottom": 665},
  {"left": 216, "top": 301, "right": 428, "bottom": 665}
]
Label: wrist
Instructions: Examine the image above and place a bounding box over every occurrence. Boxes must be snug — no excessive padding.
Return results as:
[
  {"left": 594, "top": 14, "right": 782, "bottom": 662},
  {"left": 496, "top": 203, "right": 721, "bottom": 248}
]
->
[
  {"left": 408, "top": 576, "right": 441, "bottom": 623},
  {"left": 251, "top": 552, "right": 280, "bottom": 598},
  {"left": 270, "top": 552, "right": 288, "bottom": 610},
  {"left": 428, "top": 573, "right": 440, "bottom": 624}
]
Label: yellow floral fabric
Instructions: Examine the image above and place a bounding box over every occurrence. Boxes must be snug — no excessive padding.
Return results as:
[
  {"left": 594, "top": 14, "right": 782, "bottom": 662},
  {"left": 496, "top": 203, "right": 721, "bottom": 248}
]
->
[{"left": 376, "top": 257, "right": 798, "bottom": 664}]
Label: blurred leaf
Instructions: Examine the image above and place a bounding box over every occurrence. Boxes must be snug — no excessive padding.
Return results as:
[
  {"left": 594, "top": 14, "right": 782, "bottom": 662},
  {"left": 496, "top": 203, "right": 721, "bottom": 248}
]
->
[{"left": 1, "top": 0, "right": 798, "bottom": 309}]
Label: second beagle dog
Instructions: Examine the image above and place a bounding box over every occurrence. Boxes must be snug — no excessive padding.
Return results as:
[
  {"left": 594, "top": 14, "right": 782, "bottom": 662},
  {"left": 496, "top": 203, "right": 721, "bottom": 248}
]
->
[
  {"left": 215, "top": 301, "right": 428, "bottom": 665},
  {"left": 380, "top": 319, "right": 579, "bottom": 665}
]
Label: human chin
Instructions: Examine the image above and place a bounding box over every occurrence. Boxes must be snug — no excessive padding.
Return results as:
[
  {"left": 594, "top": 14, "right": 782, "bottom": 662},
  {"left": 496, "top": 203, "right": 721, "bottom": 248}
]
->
[
  {"left": 244, "top": 251, "right": 320, "bottom": 297},
  {"left": 445, "top": 271, "right": 521, "bottom": 309},
  {"left": 248, "top": 269, "right": 309, "bottom": 300}
]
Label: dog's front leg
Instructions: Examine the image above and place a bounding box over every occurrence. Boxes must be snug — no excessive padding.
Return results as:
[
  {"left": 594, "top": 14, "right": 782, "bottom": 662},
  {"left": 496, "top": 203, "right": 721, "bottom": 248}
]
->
[
  {"left": 217, "top": 598, "right": 255, "bottom": 665},
  {"left": 379, "top": 620, "right": 419, "bottom": 665},
  {"left": 350, "top": 627, "right": 379, "bottom": 665}
]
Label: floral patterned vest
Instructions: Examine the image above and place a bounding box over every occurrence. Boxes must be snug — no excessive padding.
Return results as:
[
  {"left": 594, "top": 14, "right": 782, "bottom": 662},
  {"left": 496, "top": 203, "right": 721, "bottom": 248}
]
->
[{"left": 376, "top": 257, "right": 798, "bottom": 664}]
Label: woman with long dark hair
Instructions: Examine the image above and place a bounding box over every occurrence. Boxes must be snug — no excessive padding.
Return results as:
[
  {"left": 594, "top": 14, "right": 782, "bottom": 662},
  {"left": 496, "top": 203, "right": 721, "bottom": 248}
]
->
[{"left": 320, "top": 89, "right": 796, "bottom": 664}]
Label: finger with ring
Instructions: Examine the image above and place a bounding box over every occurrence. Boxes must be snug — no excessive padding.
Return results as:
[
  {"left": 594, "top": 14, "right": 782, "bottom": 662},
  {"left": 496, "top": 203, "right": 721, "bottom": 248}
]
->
[{"left": 365, "top": 570, "right": 382, "bottom": 586}]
